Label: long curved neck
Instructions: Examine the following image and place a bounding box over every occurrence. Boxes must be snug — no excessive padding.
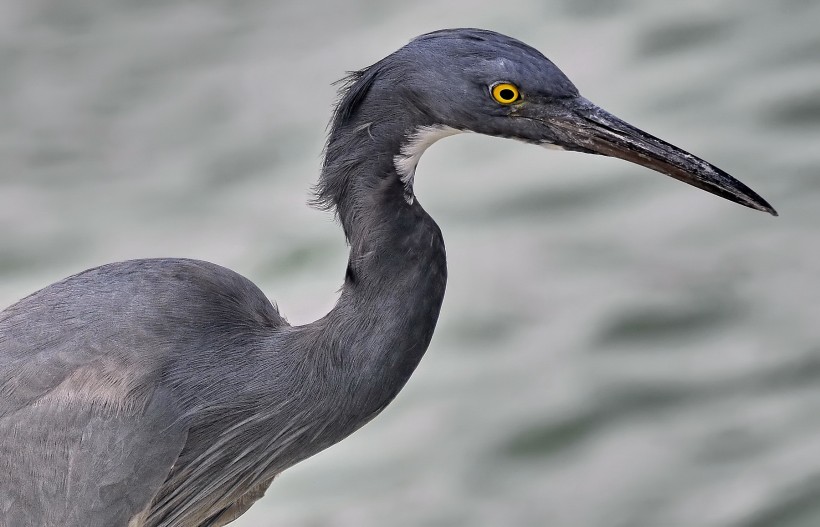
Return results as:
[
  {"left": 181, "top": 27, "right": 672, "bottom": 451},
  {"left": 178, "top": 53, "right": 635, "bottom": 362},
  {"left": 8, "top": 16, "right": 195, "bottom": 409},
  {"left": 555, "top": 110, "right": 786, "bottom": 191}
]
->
[{"left": 304, "top": 107, "right": 448, "bottom": 419}]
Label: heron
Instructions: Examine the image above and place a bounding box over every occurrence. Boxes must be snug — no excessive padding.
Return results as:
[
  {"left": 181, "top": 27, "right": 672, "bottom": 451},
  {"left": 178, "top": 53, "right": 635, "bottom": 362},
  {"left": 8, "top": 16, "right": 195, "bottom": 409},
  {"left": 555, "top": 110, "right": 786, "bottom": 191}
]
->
[{"left": 0, "top": 28, "right": 775, "bottom": 526}]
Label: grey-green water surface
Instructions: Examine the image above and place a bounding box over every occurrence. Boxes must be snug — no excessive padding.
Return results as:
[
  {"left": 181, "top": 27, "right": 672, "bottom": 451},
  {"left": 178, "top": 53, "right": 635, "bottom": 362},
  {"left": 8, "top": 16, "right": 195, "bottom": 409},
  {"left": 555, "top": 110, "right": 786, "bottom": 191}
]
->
[{"left": 1, "top": 1, "right": 819, "bottom": 526}]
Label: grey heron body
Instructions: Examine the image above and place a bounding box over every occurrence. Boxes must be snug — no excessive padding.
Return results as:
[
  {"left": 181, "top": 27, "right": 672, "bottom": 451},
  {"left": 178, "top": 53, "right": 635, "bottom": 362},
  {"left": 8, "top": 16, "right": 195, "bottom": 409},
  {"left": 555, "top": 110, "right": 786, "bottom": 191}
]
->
[{"left": 0, "top": 29, "right": 775, "bottom": 526}]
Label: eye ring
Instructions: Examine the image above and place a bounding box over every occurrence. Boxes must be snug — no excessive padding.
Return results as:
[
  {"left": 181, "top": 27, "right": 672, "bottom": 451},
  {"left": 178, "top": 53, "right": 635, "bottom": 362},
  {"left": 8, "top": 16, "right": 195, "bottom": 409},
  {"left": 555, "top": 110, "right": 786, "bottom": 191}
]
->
[{"left": 490, "top": 82, "right": 520, "bottom": 104}]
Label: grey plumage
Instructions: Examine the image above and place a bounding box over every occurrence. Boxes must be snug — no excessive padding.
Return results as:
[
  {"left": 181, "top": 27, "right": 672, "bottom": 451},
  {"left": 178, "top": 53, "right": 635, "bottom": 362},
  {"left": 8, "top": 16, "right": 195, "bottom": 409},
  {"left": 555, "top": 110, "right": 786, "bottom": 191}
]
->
[{"left": 0, "top": 29, "right": 774, "bottom": 526}]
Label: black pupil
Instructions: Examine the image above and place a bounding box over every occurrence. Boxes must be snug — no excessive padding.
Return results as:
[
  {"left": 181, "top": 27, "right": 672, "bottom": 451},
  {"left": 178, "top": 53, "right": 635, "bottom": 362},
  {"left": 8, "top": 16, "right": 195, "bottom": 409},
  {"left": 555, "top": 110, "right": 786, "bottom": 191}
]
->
[{"left": 499, "top": 88, "right": 515, "bottom": 100}]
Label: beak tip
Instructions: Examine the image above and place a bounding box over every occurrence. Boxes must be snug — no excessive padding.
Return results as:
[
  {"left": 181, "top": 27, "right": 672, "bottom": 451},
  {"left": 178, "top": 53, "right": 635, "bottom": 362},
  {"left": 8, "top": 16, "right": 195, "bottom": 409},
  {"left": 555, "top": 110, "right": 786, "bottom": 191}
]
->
[{"left": 748, "top": 196, "right": 778, "bottom": 217}]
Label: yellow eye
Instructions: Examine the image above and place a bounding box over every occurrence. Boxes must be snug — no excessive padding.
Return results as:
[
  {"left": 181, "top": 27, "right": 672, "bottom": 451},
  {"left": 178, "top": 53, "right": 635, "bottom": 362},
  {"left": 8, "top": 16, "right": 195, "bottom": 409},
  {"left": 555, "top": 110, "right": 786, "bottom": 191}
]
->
[{"left": 491, "top": 82, "right": 520, "bottom": 104}]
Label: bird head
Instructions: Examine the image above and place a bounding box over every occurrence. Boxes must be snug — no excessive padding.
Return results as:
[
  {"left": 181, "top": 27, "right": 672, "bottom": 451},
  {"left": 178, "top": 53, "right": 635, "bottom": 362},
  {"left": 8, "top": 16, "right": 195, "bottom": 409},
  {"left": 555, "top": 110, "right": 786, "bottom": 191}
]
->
[{"left": 350, "top": 28, "right": 775, "bottom": 214}]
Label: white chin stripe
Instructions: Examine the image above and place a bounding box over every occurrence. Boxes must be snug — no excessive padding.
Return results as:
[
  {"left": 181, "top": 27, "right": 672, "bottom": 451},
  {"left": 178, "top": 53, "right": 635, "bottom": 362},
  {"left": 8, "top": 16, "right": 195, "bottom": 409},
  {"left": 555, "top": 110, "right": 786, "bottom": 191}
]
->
[{"left": 394, "top": 125, "right": 463, "bottom": 203}]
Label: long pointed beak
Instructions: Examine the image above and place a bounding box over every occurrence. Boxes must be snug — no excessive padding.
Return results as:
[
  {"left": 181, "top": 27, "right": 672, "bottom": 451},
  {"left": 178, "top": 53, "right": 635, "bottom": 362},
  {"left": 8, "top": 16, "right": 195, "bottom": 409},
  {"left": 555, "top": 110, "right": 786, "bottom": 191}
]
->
[{"left": 532, "top": 97, "right": 777, "bottom": 216}]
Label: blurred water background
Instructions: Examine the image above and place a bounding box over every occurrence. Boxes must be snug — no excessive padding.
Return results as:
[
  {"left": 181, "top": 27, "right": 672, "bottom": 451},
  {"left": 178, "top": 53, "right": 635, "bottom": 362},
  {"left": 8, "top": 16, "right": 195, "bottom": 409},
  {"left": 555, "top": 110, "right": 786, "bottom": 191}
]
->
[{"left": 1, "top": 1, "right": 819, "bottom": 526}]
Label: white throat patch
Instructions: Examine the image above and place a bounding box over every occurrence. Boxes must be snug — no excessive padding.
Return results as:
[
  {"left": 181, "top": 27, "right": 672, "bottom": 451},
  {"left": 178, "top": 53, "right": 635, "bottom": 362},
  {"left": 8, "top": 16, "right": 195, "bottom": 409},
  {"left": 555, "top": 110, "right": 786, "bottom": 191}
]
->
[{"left": 394, "top": 125, "right": 463, "bottom": 204}]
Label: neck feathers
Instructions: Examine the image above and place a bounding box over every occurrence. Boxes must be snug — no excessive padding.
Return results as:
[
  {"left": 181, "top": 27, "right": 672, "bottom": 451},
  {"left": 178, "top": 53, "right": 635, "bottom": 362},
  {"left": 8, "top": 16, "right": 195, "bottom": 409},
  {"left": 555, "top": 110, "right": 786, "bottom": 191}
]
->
[
  {"left": 312, "top": 64, "right": 395, "bottom": 241},
  {"left": 293, "top": 64, "right": 450, "bottom": 442},
  {"left": 313, "top": 62, "right": 457, "bottom": 243}
]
